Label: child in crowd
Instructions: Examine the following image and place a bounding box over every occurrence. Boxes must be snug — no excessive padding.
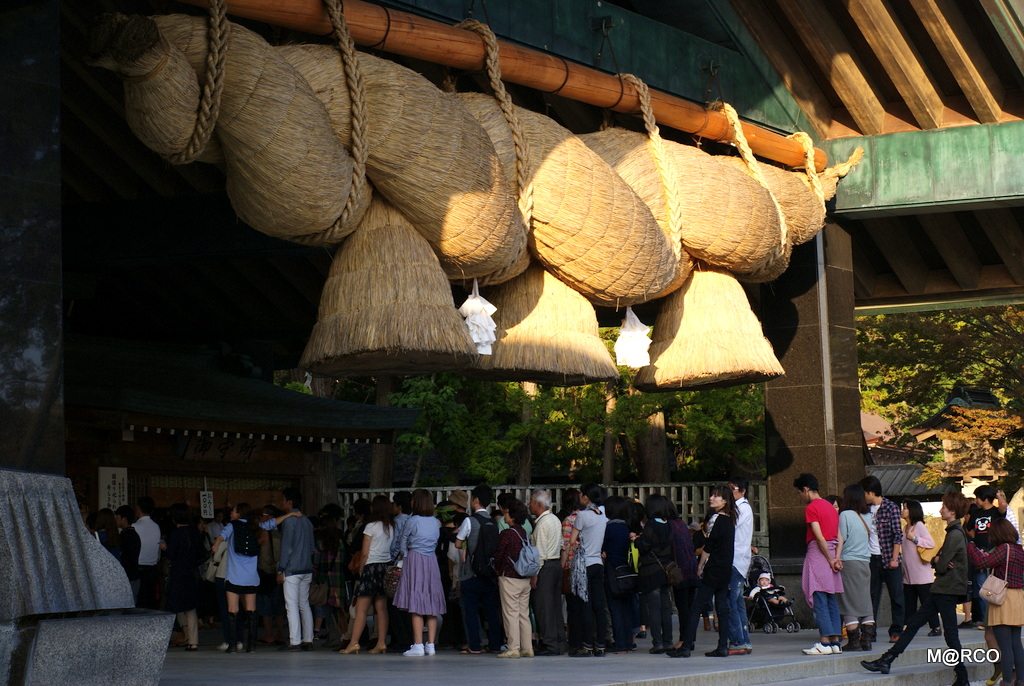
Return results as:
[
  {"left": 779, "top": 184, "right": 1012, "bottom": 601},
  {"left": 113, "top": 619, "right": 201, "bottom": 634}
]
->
[{"left": 748, "top": 572, "right": 790, "bottom": 606}]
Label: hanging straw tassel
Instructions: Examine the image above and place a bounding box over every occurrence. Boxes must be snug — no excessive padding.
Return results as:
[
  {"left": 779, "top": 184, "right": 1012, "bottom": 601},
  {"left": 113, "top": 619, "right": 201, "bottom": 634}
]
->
[
  {"left": 300, "top": 197, "right": 479, "bottom": 376},
  {"left": 459, "top": 86, "right": 678, "bottom": 308},
  {"left": 633, "top": 264, "right": 784, "bottom": 391},
  {"left": 278, "top": 43, "right": 525, "bottom": 281},
  {"left": 468, "top": 264, "right": 617, "bottom": 386}
]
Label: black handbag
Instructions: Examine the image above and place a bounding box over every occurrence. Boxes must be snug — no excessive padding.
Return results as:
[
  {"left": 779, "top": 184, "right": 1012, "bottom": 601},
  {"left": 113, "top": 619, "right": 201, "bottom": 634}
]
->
[{"left": 606, "top": 560, "right": 639, "bottom": 596}]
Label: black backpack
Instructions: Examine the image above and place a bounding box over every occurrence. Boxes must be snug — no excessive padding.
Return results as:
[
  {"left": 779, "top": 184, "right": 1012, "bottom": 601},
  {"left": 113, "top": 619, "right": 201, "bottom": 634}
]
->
[
  {"left": 231, "top": 520, "right": 260, "bottom": 557},
  {"left": 470, "top": 512, "right": 499, "bottom": 580}
]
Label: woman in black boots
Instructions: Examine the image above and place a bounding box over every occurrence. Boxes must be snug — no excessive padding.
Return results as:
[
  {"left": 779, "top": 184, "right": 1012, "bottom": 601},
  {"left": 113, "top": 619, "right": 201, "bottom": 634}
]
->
[{"left": 861, "top": 491, "right": 971, "bottom": 686}]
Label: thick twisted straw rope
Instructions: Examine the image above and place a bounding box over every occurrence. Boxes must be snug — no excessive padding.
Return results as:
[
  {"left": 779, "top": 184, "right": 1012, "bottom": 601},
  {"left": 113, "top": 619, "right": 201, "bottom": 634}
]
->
[
  {"left": 319, "top": 0, "right": 370, "bottom": 243},
  {"left": 720, "top": 102, "right": 789, "bottom": 251},
  {"left": 167, "top": 0, "right": 228, "bottom": 164},
  {"left": 454, "top": 19, "right": 535, "bottom": 229},
  {"left": 619, "top": 73, "right": 684, "bottom": 260},
  {"left": 787, "top": 131, "right": 824, "bottom": 203}
]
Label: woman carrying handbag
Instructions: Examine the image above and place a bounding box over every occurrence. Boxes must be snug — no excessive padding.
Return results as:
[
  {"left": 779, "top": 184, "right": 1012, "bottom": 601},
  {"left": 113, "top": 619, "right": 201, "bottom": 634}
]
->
[{"left": 967, "top": 518, "right": 1024, "bottom": 686}]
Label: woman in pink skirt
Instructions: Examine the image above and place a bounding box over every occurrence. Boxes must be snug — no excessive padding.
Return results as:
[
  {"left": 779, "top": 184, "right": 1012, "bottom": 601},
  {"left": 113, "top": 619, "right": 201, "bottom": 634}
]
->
[{"left": 393, "top": 489, "right": 447, "bottom": 656}]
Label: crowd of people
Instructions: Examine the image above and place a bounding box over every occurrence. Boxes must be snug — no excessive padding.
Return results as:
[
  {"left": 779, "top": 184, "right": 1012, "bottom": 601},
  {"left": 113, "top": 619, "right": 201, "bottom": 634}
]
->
[
  {"left": 86, "top": 475, "right": 1024, "bottom": 682},
  {"left": 790, "top": 473, "right": 1024, "bottom": 686}
]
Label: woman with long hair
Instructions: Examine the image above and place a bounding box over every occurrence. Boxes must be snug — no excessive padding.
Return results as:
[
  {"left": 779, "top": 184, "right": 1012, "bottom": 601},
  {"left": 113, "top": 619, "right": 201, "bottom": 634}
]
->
[
  {"left": 339, "top": 494, "right": 395, "bottom": 654},
  {"left": 393, "top": 489, "right": 447, "bottom": 656},
  {"left": 836, "top": 484, "right": 875, "bottom": 651},
  {"left": 633, "top": 494, "right": 675, "bottom": 654},
  {"left": 900, "top": 499, "right": 940, "bottom": 639},
  {"left": 968, "top": 518, "right": 1024, "bottom": 686},
  {"left": 862, "top": 491, "right": 971, "bottom": 686},
  {"left": 93, "top": 508, "right": 121, "bottom": 560},
  {"left": 212, "top": 502, "right": 263, "bottom": 653},
  {"left": 668, "top": 485, "right": 735, "bottom": 658}
]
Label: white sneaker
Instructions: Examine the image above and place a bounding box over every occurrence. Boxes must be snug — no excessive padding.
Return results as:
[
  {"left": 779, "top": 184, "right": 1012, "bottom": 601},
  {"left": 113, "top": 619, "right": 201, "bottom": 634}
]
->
[
  {"left": 235, "top": 642, "right": 243, "bottom": 652},
  {"left": 802, "top": 642, "right": 833, "bottom": 655},
  {"left": 216, "top": 642, "right": 229, "bottom": 652},
  {"left": 403, "top": 644, "right": 425, "bottom": 657},
  {"left": 424, "top": 643, "right": 435, "bottom": 656},
  {"left": 831, "top": 644, "right": 842, "bottom": 654}
]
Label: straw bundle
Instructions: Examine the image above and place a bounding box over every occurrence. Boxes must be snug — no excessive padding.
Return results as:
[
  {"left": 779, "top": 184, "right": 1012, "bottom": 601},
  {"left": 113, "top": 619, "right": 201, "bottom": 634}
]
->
[
  {"left": 633, "top": 265, "right": 784, "bottom": 391},
  {"left": 278, "top": 45, "right": 527, "bottom": 280},
  {"left": 91, "top": 13, "right": 366, "bottom": 245},
  {"left": 459, "top": 92, "right": 677, "bottom": 307},
  {"left": 580, "top": 127, "right": 781, "bottom": 275},
  {"left": 469, "top": 264, "right": 617, "bottom": 386},
  {"left": 300, "top": 197, "right": 479, "bottom": 376},
  {"left": 86, "top": 13, "right": 223, "bottom": 164}
]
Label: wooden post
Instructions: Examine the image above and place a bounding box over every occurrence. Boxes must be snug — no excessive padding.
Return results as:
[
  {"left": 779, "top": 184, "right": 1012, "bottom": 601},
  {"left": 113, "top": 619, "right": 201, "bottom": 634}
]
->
[{"left": 177, "top": 0, "right": 827, "bottom": 171}]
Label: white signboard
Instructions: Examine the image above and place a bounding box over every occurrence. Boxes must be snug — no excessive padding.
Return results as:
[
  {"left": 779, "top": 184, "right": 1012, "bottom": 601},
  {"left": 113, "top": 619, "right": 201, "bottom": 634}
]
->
[
  {"left": 199, "top": 491, "right": 215, "bottom": 519},
  {"left": 98, "top": 467, "right": 128, "bottom": 511}
]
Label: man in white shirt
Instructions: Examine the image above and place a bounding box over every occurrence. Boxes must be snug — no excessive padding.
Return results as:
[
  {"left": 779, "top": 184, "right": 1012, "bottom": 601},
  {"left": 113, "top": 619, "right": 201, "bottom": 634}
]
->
[
  {"left": 530, "top": 489, "right": 565, "bottom": 655},
  {"left": 728, "top": 477, "right": 754, "bottom": 654},
  {"left": 134, "top": 495, "right": 162, "bottom": 609}
]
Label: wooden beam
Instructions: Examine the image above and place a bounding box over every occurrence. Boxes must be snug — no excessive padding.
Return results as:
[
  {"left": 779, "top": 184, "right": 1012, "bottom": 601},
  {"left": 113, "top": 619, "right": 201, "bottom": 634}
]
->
[
  {"left": 917, "top": 213, "right": 982, "bottom": 290},
  {"left": 177, "top": 0, "right": 828, "bottom": 170},
  {"left": 774, "top": 0, "right": 886, "bottom": 135},
  {"left": 981, "top": 208, "right": 1024, "bottom": 285},
  {"left": 725, "top": 0, "right": 835, "bottom": 138},
  {"left": 844, "top": 0, "right": 946, "bottom": 130},
  {"left": 908, "top": 0, "right": 1005, "bottom": 124},
  {"left": 865, "top": 217, "right": 930, "bottom": 294}
]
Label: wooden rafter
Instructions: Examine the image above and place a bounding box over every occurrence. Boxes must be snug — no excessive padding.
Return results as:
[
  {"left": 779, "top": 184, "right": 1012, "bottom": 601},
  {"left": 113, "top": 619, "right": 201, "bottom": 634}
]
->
[
  {"left": 775, "top": 0, "right": 886, "bottom": 135},
  {"left": 908, "top": 0, "right": 1004, "bottom": 123},
  {"left": 843, "top": 0, "right": 946, "bottom": 130},
  {"left": 724, "top": 0, "right": 835, "bottom": 137},
  {"left": 866, "top": 217, "right": 930, "bottom": 294},
  {"left": 917, "top": 213, "right": 982, "bottom": 290},
  {"left": 981, "top": 208, "right": 1024, "bottom": 285}
]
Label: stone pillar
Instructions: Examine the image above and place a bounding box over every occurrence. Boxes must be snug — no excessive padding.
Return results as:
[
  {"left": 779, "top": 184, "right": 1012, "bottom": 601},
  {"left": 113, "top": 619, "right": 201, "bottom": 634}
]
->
[
  {"left": 0, "top": 0, "right": 64, "bottom": 476},
  {"left": 761, "top": 224, "right": 864, "bottom": 562}
]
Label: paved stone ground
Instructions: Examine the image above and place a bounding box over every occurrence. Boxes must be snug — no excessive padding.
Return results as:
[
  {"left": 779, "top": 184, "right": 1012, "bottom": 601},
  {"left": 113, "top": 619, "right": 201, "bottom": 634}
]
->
[{"left": 158, "top": 622, "right": 995, "bottom": 686}]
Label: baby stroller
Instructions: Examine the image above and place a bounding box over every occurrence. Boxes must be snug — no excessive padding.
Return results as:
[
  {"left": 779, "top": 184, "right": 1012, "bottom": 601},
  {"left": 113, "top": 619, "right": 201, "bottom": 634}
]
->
[{"left": 745, "top": 555, "right": 800, "bottom": 634}]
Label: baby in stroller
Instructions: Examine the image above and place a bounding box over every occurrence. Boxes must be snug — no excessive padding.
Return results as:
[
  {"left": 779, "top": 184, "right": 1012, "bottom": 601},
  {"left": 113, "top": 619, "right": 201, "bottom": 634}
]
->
[
  {"left": 748, "top": 573, "right": 790, "bottom": 606},
  {"left": 746, "top": 557, "right": 800, "bottom": 634}
]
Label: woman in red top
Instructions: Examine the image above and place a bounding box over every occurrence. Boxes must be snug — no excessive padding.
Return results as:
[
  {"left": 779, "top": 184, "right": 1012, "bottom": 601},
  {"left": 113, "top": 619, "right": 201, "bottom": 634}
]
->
[
  {"left": 795, "top": 473, "right": 844, "bottom": 655},
  {"left": 967, "top": 518, "right": 1024, "bottom": 686},
  {"left": 492, "top": 499, "right": 533, "bottom": 659}
]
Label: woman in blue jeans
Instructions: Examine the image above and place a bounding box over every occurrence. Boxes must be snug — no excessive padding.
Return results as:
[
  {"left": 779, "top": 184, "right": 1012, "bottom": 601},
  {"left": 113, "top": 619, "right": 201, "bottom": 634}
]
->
[{"left": 794, "top": 473, "right": 844, "bottom": 655}]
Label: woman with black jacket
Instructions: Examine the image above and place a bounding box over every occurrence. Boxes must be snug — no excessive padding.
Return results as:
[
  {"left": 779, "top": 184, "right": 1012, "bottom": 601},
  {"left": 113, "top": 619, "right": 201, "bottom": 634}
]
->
[
  {"left": 632, "top": 494, "right": 676, "bottom": 654},
  {"left": 668, "top": 485, "right": 735, "bottom": 658}
]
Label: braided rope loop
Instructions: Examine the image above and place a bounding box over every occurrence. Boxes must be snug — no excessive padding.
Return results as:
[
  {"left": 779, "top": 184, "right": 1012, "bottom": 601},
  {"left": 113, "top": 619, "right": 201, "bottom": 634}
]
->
[
  {"left": 787, "top": 131, "right": 824, "bottom": 203},
  {"left": 167, "top": 0, "right": 228, "bottom": 164},
  {"left": 721, "top": 103, "right": 788, "bottom": 251},
  {"left": 619, "top": 74, "right": 683, "bottom": 258},
  {"left": 321, "top": 0, "right": 370, "bottom": 243},
  {"left": 455, "top": 19, "right": 534, "bottom": 229}
]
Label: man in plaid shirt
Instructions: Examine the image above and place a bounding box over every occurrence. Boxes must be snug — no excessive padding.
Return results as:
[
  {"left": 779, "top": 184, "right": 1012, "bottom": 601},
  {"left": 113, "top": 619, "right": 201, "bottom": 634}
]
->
[{"left": 861, "top": 475, "right": 904, "bottom": 645}]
